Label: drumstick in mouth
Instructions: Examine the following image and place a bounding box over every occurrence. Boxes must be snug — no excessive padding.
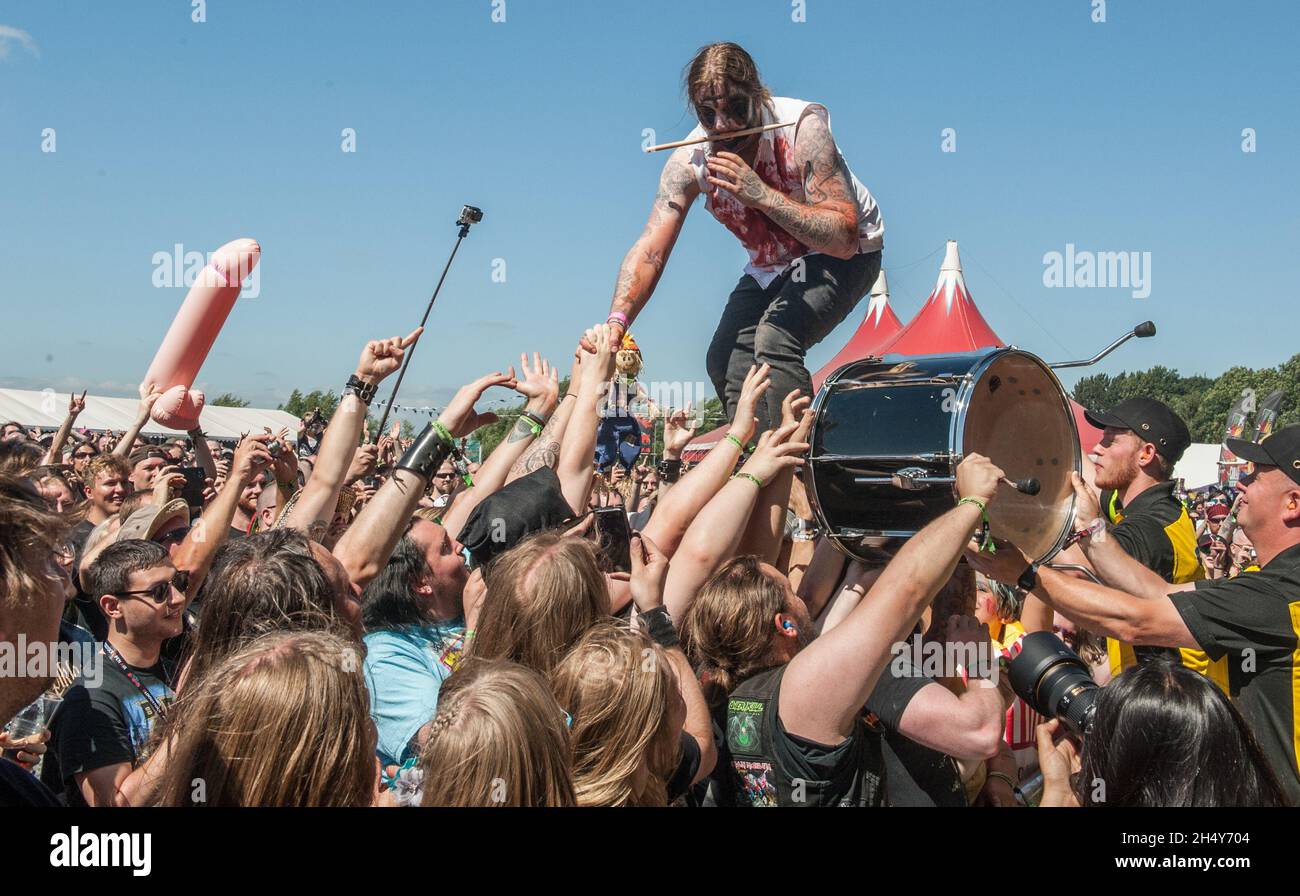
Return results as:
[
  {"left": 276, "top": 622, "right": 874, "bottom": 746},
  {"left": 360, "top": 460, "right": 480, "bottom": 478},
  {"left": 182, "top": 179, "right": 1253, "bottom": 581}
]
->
[{"left": 643, "top": 121, "right": 796, "bottom": 153}]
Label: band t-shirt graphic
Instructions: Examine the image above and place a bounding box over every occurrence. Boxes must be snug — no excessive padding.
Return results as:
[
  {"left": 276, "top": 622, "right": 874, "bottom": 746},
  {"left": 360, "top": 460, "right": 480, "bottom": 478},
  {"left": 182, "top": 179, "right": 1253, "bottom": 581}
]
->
[
  {"left": 685, "top": 96, "right": 884, "bottom": 288},
  {"left": 43, "top": 658, "right": 176, "bottom": 806}
]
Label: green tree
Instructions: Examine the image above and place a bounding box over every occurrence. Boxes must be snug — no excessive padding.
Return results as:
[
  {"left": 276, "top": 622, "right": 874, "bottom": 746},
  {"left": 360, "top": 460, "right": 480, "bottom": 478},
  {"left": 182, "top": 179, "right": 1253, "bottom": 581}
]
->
[{"left": 211, "top": 392, "right": 251, "bottom": 408}]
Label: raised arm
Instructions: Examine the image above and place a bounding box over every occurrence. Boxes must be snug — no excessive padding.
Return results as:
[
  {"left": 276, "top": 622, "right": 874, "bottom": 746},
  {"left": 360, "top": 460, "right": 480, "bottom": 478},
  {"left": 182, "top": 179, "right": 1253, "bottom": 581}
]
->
[
  {"left": 557, "top": 324, "right": 616, "bottom": 514},
  {"left": 284, "top": 329, "right": 420, "bottom": 537},
  {"left": 640, "top": 365, "right": 770, "bottom": 558},
  {"left": 441, "top": 353, "right": 557, "bottom": 539},
  {"left": 628, "top": 531, "right": 716, "bottom": 784},
  {"left": 334, "top": 371, "right": 513, "bottom": 591},
  {"left": 113, "top": 384, "right": 163, "bottom": 457},
  {"left": 737, "top": 389, "right": 812, "bottom": 564},
  {"left": 661, "top": 418, "right": 807, "bottom": 620},
  {"left": 507, "top": 349, "right": 582, "bottom": 484},
  {"left": 705, "top": 112, "right": 860, "bottom": 260},
  {"left": 969, "top": 541, "right": 1197, "bottom": 650},
  {"left": 780, "top": 455, "right": 1005, "bottom": 745},
  {"left": 43, "top": 390, "right": 86, "bottom": 465},
  {"left": 604, "top": 148, "right": 699, "bottom": 333},
  {"left": 173, "top": 433, "right": 273, "bottom": 600},
  {"left": 187, "top": 425, "right": 218, "bottom": 482}
]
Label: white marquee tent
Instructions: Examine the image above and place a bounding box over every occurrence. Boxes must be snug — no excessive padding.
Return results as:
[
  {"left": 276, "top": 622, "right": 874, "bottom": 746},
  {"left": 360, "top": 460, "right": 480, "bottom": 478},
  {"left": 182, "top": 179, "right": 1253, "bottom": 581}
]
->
[{"left": 0, "top": 388, "right": 300, "bottom": 443}]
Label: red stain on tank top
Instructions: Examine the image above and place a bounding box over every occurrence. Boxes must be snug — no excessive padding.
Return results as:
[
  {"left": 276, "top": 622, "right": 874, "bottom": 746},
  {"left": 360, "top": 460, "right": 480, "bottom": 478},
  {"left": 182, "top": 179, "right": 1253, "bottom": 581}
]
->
[{"left": 709, "top": 135, "right": 810, "bottom": 270}]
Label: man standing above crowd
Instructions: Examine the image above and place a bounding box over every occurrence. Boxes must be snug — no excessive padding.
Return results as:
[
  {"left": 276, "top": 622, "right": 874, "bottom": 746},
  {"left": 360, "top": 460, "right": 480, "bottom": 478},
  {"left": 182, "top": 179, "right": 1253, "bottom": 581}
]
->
[
  {"left": 972, "top": 425, "right": 1300, "bottom": 804},
  {"left": 595, "top": 41, "right": 883, "bottom": 434}
]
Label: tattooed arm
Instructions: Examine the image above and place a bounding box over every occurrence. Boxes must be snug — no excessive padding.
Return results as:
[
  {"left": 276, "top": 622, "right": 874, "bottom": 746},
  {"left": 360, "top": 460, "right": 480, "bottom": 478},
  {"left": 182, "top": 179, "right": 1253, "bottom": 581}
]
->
[
  {"left": 606, "top": 148, "right": 700, "bottom": 328},
  {"left": 704, "top": 112, "right": 860, "bottom": 260}
]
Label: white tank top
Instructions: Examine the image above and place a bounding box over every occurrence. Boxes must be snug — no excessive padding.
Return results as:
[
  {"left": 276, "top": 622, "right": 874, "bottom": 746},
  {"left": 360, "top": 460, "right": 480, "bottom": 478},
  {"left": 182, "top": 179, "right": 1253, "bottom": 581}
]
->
[{"left": 686, "top": 96, "right": 884, "bottom": 288}]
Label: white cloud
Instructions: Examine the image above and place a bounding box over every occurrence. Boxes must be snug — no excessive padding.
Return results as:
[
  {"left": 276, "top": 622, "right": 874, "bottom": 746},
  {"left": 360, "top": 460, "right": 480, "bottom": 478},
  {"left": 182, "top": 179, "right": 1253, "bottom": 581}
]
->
[{"left": 0, "top": 25, "right": 39, "bottom": 61}]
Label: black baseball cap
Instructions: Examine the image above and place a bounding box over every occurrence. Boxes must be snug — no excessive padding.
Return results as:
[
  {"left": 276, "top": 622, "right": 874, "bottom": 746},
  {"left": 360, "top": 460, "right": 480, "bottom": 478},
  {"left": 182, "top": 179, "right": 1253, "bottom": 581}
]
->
[
  {"left": 1226, "top": 424, "right": 1300, "bottom": 487},
  {"left": 1085, "top": 397, "right": 1191, "bottom": 463}
]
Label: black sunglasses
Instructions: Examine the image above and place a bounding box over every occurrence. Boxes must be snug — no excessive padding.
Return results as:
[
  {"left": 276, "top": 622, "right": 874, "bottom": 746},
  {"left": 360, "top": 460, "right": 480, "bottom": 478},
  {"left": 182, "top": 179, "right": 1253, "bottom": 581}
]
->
[{"left": 113, "top": 570, "right": 188, "bottom": 604}]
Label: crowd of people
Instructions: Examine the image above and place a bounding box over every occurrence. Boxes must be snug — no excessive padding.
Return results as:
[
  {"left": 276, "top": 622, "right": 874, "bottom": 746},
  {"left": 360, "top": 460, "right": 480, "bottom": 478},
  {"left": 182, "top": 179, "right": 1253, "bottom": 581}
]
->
[{"left": 1, "top": 324, "right": 1298, "bottom": 808}]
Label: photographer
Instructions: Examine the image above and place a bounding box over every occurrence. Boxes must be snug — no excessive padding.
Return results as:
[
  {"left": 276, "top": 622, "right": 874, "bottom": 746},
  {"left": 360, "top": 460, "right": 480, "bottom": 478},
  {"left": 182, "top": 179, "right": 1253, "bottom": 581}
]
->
[
  {"left": 973, "top": 425, "right": 1300, "bottom": 804},
  {"left": 1036, "top": 662, "right": 1286, "bottom": 807}
]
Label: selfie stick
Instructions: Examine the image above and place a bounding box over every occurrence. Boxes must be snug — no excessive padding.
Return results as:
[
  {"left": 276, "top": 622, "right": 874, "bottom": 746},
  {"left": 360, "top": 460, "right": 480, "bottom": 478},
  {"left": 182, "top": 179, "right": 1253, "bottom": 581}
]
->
[{"left": 377, "top": 207, "right": 482, "bottom": 436}]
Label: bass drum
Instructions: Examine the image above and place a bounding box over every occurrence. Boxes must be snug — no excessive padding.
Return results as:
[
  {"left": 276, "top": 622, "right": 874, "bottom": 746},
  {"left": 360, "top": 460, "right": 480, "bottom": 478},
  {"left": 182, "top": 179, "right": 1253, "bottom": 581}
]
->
[{"left": 804, "top": 348, "right": 1080, "bottom": 565}]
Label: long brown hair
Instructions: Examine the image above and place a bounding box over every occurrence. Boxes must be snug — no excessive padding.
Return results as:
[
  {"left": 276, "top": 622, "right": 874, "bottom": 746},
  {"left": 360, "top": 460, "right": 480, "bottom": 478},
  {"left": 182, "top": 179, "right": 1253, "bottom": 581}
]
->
[
  {"left": 549, "top": 622, "right": 679, "bottom": 807},
  {"left": 680, "top": 555, "right": 786, "bottom": 705},
  {"left": 470, "top": 530, "right": 610, "bottom": 675},
  {"left": 420, "top": 658, "right": 575, "bottom": 807},
  {"left": 682, "top": 42, "right": 773, "bottom": 115},
  {"left": 153, "top": 630, "right": 377, "bottom": 806}
]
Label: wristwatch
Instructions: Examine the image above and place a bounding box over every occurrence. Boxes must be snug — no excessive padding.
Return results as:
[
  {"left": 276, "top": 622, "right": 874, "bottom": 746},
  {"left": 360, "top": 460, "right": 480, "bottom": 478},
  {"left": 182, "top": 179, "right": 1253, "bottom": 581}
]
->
[{"left": 344, "top": 375, "right": 378, "bottom": 406}]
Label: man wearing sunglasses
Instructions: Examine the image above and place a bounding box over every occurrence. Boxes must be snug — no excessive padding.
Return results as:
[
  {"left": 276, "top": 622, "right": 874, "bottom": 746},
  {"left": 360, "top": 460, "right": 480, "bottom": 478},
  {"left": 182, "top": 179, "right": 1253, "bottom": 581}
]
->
[
  {"left": 598, "top": 42, "right": 883, "bottom": 434},
  {"left": 44, "top": 540, "right": 183, "bottom": 806}
]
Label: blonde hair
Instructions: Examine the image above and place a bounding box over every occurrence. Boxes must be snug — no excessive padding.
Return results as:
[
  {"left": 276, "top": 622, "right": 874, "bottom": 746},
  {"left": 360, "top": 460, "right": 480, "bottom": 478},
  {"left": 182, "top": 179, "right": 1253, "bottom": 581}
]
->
[
  {"left": 680, "top": 555, "right": 786, "bottom": 704},
  {"left": 549, "top": 622, "right": 680, "bottom": 807},
  {"left": 471, "top": 530, "right": 610, "bottom": 675},
  {"left": 153, "top": 630, "right": 377, "bottom": 806},
  {"left": 0, "top": 474, "right": 71, "bottom": 613},
  {"left": 420, "top": 658, "right": 575, "bottom": 807}
]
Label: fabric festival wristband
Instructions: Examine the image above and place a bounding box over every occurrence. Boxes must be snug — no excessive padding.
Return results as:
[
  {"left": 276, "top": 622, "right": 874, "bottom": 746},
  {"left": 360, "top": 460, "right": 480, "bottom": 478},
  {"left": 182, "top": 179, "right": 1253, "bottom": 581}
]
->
[
  {"left": 637, "top": 606, "right": 679, "bottom": 649},
  {"left": 396, "top": 423, "right": 454, "bottom": 479},
  {"left": 734, "top": 472, "right": 763, "bottom": 488},
  {"left": 521, "top": 410, "right": 547, "bottom": 434}
]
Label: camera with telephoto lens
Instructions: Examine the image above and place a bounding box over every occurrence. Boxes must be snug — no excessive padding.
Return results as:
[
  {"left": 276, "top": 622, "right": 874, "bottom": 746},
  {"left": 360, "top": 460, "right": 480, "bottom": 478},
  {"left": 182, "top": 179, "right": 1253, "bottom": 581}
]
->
[
  {"left": 458, "top": 205, "right": 483, "bottom": 226},
  {"left": 1008, "top": 631, "right": 1100, "bottom": 738}
]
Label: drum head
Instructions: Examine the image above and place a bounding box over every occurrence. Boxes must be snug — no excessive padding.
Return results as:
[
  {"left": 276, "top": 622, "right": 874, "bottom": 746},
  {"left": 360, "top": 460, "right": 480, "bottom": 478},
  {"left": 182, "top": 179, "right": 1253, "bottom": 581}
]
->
[{"left": 962, "top": 351, "right": 1079, "bottom": 563}]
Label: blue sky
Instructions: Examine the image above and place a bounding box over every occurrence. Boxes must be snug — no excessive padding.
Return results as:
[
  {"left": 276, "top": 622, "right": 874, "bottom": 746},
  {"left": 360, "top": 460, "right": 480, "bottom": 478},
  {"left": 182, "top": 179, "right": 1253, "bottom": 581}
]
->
[{"left": 2, "top": 0, "right": 1296, "bottom": 423}]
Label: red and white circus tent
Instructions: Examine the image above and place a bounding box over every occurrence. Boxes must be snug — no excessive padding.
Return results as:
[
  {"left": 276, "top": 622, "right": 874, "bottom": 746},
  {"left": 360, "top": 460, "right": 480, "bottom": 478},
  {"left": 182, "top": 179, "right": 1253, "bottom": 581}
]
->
[
  {"left": 810, "top": 269, "right": 901, "bottom": 392},
  {"left": 682, "top": 240, "right": 1102, "bottom": 461}
]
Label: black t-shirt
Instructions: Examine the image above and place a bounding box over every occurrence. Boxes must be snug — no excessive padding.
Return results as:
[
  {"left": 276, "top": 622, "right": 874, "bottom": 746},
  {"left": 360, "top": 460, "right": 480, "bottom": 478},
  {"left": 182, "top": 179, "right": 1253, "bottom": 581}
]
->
[
  {"left": 43, "top": 651, "right": 176, "bottom": 807},
  {"left": 1104, "top": 481, "right": 1206, "bottom": 670},
  {"left": 1170, "top": 543, "right": 1300, "bottom": 805},
  {"left": 724, "top": 665, "right": 885, "bottom": 806},
  {"left": 866, "top": 658, "right": 966, "bottom": 807},
  {"left": 0, "top": 757, "right": 62, "bottom": 808},
  {"left": 666, "top": 731, "right": 702, "bottom": 804}
]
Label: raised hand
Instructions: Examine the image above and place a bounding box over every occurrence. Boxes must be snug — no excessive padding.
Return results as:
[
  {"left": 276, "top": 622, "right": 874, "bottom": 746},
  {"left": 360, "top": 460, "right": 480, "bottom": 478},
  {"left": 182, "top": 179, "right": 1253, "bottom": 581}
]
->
[
  {"left": 955, "top": 453, "right": 1005, "bottom": 506},
  {"left": 580, "top": 323, "right": 618, "bottom": 391},
  {"left": 230, "top": 432, "right": 275, "bottom": 485},
  {"left": 731, "top": 363, "right": 772, "bottom": 445},
  {"left": 68, "top": 390, "right": 87, "bottom": 418},
  {"left": 663, "top": 404, "right": 698, "bottom": 458},
  {"left": 514, "top": 352, "right": 560, "bottom": 409},
  {"left": 152, "top": 465, "right": 187, "bottom": 504},
  {"left": 355, "top": 327, "right": 423, "bottom": 385},
  {"left": 270, "top": 434, "right": 299, "bottom": 486},
  {"left": 737, "top": 418, "right": 808, "bottom": 484},
  {"left": 345, "top": 443, "right": 378, "bottom": 484},
  {"left": 780, "top": 389, "right": 814, "bottom": 442},
  {"left": 628, "top": 531, "right": 670, "bottom": 613},
  {"left": 438, "top": 370, "right": 519, "bottom": 438}
]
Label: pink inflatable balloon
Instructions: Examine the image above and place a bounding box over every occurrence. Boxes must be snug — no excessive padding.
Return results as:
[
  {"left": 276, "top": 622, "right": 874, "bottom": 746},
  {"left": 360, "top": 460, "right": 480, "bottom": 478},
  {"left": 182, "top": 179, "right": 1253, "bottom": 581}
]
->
[{"left": 143, "top": 238, "right": 260, "bottom": 431}]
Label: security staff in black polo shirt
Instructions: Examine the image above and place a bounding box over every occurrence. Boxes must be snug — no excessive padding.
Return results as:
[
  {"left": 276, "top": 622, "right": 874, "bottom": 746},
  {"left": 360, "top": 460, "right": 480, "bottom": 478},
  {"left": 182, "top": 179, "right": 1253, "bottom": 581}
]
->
[
  {"left": 1077, "top": 398, "right": 1224, "bottom": 688},
  {"left": 971, "top": 424, "right": 1300, "bottom": 804}
]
